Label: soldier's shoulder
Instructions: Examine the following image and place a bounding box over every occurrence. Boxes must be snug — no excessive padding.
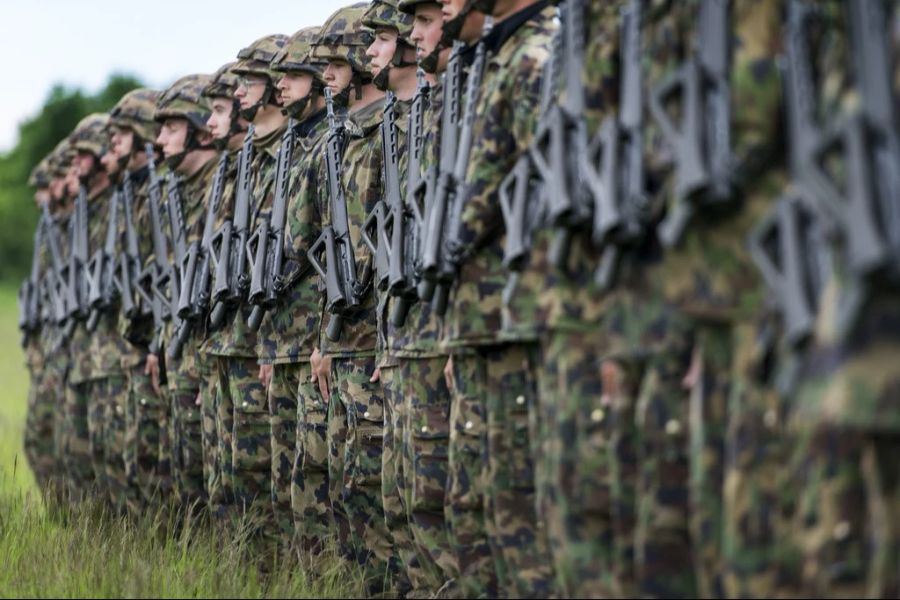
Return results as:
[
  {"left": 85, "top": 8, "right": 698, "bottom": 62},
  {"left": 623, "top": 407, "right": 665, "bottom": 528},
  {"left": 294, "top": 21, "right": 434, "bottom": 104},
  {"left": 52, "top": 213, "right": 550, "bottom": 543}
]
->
[{"left": 495, "top": 5, "right": 558, "bottom": 69}]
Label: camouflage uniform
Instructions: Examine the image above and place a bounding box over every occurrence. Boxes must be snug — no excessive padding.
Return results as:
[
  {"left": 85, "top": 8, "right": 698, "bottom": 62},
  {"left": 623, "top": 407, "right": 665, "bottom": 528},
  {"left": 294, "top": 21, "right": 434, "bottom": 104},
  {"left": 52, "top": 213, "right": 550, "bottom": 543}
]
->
[
  {"left": 778, "top": 2, "right": 900, "bottom": 596},
  {"left": 442, "top": 4, "right": 557, "bottom": 596},
  {"left": 254, "top": 26, "right": 327, "bottom": 544},
  {"left": 152, "top": 74, "right": 217, "bottom": 508},
  {"left": 109, "top": 89, "right": 170, "bottom": 512}
]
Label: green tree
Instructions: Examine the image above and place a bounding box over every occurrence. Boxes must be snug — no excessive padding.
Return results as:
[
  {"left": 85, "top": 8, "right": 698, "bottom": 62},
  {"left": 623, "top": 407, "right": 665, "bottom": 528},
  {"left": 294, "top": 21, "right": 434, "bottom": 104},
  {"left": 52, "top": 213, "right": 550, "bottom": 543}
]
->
[{"left": 0, "top": 73, "right": 144, "bottom": 282}]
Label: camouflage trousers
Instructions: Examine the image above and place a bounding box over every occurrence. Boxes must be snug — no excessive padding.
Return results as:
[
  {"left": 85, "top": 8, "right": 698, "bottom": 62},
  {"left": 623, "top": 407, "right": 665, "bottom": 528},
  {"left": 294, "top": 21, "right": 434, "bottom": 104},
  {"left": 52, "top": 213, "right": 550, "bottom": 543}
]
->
[
  {"left": 62, "top": 379, "right": 95, "bottom": 502},
  {"left": 291, "top": 361, "right": 332, "bottom": 552},
  {"left": 124, "top": 362, "right": 170, "bottom": 510},
  {"left": 327, "top": 355, "right": 395, "bottom": 585},
  {"left": 99, "top": 374, "right": 132, "bottom": 513},
  {"left": 200, "top": 354, "right": 221, "bottom": 515},
  {"left": 24, "top": 370, "right": 57, "bottom": 493},
  {"left": 221, "top": 356, "right": 272, "bottom": 529},
  {"left": 167, "top": 377, "right": 204, "bottom": 508},
  {"left": 268, "top": 362, "right": 301, "bottom": 542},
  {"left": 398, "top": 355, "right": 460, "bottom": 595}
]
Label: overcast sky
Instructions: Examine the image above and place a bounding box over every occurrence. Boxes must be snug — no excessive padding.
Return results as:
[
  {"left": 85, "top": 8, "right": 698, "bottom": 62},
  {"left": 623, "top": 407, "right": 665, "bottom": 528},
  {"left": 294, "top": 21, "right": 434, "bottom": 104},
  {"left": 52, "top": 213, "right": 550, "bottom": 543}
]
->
[{"left": 0, "top": 0, "right": 351, "bottom": 152}]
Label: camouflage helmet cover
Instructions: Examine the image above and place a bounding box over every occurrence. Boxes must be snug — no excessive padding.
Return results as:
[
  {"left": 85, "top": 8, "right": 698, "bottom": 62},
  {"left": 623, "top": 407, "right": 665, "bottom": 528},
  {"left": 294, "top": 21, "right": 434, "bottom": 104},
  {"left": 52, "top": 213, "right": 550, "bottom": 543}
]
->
[
  {"left": 155, "top": 73, "right": 213, "bottom": 131},
  {"left": 363, "top": 0, "right": 414, "bottom": 37},
  {"left": 68, "top": 113, "right": 110, "bottom": 157},
  {"left": 311, "top": 3, "right": 375, "bottom": 75},
  {"left": 203, "top": 61, "right": 240, "bottom": 98},
  {"left": 47, "top": 138, "right": 72, "bottom": 178},
  {"left": 397, "top": 0, "right": 439, "bottom": 15},
  {"left": 271, "top": 26, "right": 325, "bottom": 79},
  {"left": 29, "top": 155, "right": 52, "bottom": 188},
  {"left": 233, "top": 34, "right": 289, "bottom": 82},
  {"left": 108, "top": 88, "right": 161, "bottom": 143}
]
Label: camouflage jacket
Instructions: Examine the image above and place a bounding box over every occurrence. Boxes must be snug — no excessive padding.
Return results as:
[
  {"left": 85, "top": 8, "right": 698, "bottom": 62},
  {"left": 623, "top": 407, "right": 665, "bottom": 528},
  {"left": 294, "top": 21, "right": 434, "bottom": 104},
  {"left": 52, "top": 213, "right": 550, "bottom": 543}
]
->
[
  {"left": 256, "top": 109, "right": 330, "bottom": 365},
  {"left": 161, "top": 156, "right": 219, "bottom": 388},
  {"left": 318, "top": 98, "right": 385, "bottom": 359},
  {"left": 209, "top": 125, "right": 284, "bottom": 359},
  {"left": 443, "top": 3, "right": 557, "bottom": 349}
]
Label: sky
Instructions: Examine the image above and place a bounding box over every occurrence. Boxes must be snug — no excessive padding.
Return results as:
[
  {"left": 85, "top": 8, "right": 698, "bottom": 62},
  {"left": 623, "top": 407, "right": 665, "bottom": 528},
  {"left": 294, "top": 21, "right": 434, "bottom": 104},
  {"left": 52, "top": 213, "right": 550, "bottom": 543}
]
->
[{"left": 0, "top": 0, "right": 352, "bottom": 152}]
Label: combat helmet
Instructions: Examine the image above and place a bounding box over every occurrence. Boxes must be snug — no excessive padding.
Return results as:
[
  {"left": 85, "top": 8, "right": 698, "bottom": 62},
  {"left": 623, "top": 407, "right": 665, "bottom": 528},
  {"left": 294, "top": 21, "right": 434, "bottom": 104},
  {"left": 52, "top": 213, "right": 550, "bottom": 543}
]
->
[
  {"left": 362, "top": 0, "right": 417, "bottom": 91},
  {"left": 271, "top": 26, "right": 325, "bottom": 118},
  {"left": 69, "top": 113, "right": 110, "bottom": 158},
  {"left": 312, "top": 3, "right": 374, "bottom": 106},
  {"left": 233, "top": 33, "right": 289, "bottom": 121},
  {"left": 29, "top": 155, "right": 52, "bottom": 189},
  {"left": 155, "top": 74, "right": 214, "bottom": 168},
  {"left": 108, "top": 88, "right": 162, "bottom": 147}
]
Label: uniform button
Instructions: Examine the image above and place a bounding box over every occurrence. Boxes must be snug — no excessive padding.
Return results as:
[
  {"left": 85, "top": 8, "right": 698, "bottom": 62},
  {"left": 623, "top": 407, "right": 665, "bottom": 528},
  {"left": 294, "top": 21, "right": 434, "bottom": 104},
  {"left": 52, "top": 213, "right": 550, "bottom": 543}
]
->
[
  {"left": 590, "top": 409, "right": 605, "bottom": 423},
  {"left": 465, "top": 421, "right": 473, "bottom": 430},
  {"left": 833, "top": 521, "right": 851, "bottom": 541},
  {"left": 242, "top": 401, "right": 249, "bottom": 409},
  {"left": 515, "top": 395, "right": 525, "bottom": 406},
  {"left": 116, "top": 405, "right": 124, "bottom": 415},
  {"left": 764, "top": 409, "right": 778, "bottom": 429},
  {"left": 665, "top": 419, "right": 682, "bottom": 436},
  {"left": 364, "top": 411, "right": 371, "bottom": 419},
  {"left": 140, "top": 398, "right": 147, "bottom": 406},
  {"left": 421, "top": 426, "right": 428, "bottom": 434},
  {"left": 187, "top": 411, "right": 194, "bottom": 420}
]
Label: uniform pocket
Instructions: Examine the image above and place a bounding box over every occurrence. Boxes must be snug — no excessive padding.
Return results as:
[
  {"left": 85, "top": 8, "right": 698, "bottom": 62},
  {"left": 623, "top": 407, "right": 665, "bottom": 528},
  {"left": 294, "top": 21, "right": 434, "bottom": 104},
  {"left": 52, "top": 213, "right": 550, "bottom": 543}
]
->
[{"left": 411, "top": 404, "right": 451, "bottom": 513}]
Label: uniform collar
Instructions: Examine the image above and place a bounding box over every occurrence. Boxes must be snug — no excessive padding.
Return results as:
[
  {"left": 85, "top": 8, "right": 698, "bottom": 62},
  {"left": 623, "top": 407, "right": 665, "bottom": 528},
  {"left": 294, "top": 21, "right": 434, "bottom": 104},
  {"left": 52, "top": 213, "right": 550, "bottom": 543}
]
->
[{"left": 482, "top": 0, "right": 550, "bottom": 55}]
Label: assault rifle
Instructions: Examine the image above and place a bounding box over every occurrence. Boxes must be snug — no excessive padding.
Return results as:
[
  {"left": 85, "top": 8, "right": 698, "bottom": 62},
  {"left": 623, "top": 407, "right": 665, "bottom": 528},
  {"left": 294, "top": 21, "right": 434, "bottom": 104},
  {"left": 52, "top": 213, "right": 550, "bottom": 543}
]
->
[
  {"left": 118, "top": 173, "right": 144, "bottom": 321},
  {"left": 589, "top": 0, "right": 648, "bottom": 289},
  {"left": 64, "top": 184, "right": 90, "bottom": 332},
  {"left": 388, "top": 70, "right": 429, "bottom": 327},
  {"left": 176, "top": 151, "right": 229, "bottom": 341},
  {"left": 416, "top": 42, "right": 465, "bottom": 304},
  {"left": 651, "top": 0, "right": 734, "bottom": 247},
  {"left": 40, "top": 203, "right": 69, "bottom": 327},
  {"left": 85, "top": 189, "right": 120, "bottom": 331},
  {"left": 136, "top": 144, "right": 170, "bottom": 354},
  {"left": 748, "top": 0, "right": 832, "bottom": 353},
  {"left": 246, "top": 120, "right": 296, "bottom": 332},
  {"left": 308, "top": 88, "right": 362, "bottom": 342},
  {"left": 362, "top": 94, "right": 397, "bottom": 295},
  {"left": 164, "top": 175, "right": 190, "bottom": 359},
  {"left": 18, "top": 212, "right": 45, "bottom": 337},
  {"left": 209, "top": 125, "right": 255, "bottom": 328}
]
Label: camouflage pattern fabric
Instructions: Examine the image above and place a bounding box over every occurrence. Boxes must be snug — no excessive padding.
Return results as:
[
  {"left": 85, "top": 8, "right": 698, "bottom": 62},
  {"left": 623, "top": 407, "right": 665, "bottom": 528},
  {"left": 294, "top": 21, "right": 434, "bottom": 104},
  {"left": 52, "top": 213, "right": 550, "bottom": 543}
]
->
[
  {"left": 199, "top": 353, "right": 221, "bottom": 514},
  {"left": 291, "top": 361, "right": 332, "bottom": 552},
  {"left": 214, "top": 356, "right": 236, "bottom": 518},
  {"left": 268, "top": 362, "right": 301, "bottom": 540},
  {"left": 124, "top": 364, "right": 171, "bottom": 509},
  {"left": 101, "top": 374, "right": 132, "bottom": 513},
  {"left": 62, "top": 380, "right": 94, "bottom": 502}
]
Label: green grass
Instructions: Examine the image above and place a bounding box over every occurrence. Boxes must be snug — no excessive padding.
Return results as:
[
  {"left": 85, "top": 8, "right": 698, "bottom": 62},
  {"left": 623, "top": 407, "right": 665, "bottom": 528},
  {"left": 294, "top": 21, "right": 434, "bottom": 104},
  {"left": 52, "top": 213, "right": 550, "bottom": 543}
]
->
[{"left": 0, "top": 285, "right": 364, "bottom": 598}]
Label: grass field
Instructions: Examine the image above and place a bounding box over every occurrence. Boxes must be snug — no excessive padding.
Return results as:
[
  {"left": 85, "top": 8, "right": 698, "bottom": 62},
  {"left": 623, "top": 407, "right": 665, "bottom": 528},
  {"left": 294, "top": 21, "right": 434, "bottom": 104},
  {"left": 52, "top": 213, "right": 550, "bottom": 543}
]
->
[{"left": 0, "top": 285, "right": 364, "bottom": 598}]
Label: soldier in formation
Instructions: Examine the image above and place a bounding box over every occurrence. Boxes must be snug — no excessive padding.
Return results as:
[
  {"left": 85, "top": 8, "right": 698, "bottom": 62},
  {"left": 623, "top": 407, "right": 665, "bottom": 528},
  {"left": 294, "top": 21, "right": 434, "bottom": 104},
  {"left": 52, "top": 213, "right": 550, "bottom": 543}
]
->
[{"left": 18, "top": 0, "right": 900, "bottom": 597}]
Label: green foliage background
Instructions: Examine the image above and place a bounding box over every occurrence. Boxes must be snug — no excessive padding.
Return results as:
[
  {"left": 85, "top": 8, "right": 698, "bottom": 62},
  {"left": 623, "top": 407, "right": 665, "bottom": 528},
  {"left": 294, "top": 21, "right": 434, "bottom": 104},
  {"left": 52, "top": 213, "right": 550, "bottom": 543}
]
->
[{"left": 0, "top": 74, "right": 143, "bottom": 283}]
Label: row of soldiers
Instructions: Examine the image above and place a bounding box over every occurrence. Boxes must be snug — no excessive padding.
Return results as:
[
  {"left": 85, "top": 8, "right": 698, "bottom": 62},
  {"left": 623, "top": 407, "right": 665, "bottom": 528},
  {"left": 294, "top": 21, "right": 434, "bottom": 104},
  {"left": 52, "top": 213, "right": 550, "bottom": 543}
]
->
[{"left": 18, "top": 0, "right": 900, "bottom": 597}]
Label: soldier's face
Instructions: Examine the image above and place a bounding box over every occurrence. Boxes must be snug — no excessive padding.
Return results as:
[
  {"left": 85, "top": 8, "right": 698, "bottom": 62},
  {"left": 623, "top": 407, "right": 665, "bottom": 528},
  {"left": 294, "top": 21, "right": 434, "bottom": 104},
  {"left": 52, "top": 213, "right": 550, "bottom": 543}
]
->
[
  {"left": 100, "top": 150, "right": 119, "bottom": 176},
  {"left": 234, "top": 74, "right": 268, "bottom": 109},
  {"left": 33, "top": 189, "right": 50, "bottom": 208},
  {"left": 64, "top": 165, "right": 80, "bottom": 196},
  {"left": 440, "top": 0, "right": 486, "bottom": 44},
  {"left": 50, "top": 177, "right": 66, "bottom": 201},
  {"left": 110, "top": 126, "right": 135, "bottom": 160},
  {"left": 277, "top": 72, "right": 314, "bottom": 107},
  {"left": 157, "top": 118, "right": 189, "bottom": 159},
  {"left": 411, "top": 4, "right": 444, "bottom": 61},
  {"left": 323, "top": 60, "right": 353, "bottom": 96},
  {"left": 207, "top": 97, "right": 235, "bottom": 139},
  {"left": 73, "top": 151, "right": 96, "bottom": 179},
  {"left": 366, "top": 28, "right": 399, "bottom": 78}
]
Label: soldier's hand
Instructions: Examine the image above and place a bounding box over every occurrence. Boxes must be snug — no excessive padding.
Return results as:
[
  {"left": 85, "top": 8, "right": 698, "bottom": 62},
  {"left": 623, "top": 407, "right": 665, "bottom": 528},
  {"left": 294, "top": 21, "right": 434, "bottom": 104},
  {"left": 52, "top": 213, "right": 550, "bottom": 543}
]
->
[
  {"left": 370, "top": 367, "right": 381, "bottom": 383},
  {"left": 145, "top": 353, "right": 161, "bottom": 396},
  {"left": 195, "top": 391, "right": 201, "bottom": 407},
  {"left": 443, "top": 355, "right": 454, "bottom": 393},
  {"left": 682, "top": 345, "right": 702, "bottom": 390},
  {"left": 311, "top": 348, "right": 332, "bottom": 403},
  {"left": 259, "top": 364, "right": 274, "bottom": 388},
  {"left": 600, "top": 359, "right": 623, "bottom": 407}
]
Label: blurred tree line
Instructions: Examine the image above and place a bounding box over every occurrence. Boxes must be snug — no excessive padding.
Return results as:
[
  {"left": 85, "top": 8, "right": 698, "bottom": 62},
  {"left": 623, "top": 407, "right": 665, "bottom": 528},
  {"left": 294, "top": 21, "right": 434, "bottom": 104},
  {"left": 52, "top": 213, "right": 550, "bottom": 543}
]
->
[{"left": 0, "top": 74, "right": 143, "bottom": 283}]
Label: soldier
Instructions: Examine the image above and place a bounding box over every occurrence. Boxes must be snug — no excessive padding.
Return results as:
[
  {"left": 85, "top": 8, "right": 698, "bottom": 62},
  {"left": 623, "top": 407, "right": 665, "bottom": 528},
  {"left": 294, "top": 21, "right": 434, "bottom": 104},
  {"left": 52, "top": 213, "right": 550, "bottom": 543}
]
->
[
  {"left": 199, "top": 62, "right": 248, "bottom": 521},
  {"left": 150, "top": 74, "right": 219, "bottom": 508},
  {"left": 62, "top": 113, "right": 112, "bottom": 504},
  {"left": 360, "top": 0, "right": 429, "bottom": 593},
  {"left": 307, "top": 3, "right": 396, "bottom": 587},
  {"left": 437, "top": 0, "right": 557, "bottom": 596},
  {"left": 22, "top": 157, "right": 56, "bottom": 497},
  {"left": 251, "top": 25, "right": 327, "bottom": 546},
  {"left": 108, "top": 88, "right": 168, "bottom": 511},
  {"left": 216, "top": 33, "right": 287, "bottom": 534}
]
